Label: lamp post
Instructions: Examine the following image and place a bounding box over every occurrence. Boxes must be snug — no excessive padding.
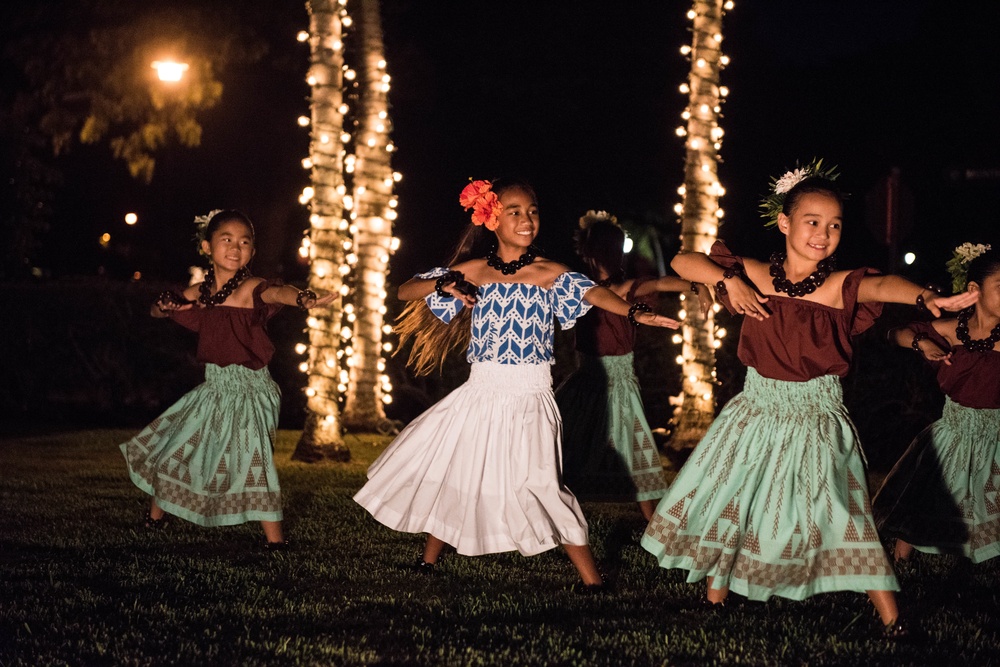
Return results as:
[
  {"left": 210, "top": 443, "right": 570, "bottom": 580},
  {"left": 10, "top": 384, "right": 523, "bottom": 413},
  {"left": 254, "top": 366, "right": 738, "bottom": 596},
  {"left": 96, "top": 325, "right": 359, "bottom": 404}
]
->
[{"left": 151, "top": 60, "right": 189, "bottom": 83}]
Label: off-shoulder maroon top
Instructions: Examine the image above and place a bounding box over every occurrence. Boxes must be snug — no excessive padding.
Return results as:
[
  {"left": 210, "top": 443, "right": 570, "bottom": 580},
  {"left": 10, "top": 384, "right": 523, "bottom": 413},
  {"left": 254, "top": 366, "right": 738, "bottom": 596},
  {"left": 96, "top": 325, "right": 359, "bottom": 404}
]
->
[
  {"left": 167, "top": 279, "right": 284, "bottom": 370},
  {"left": 906, "top": 320, "right": 1000, "bottom": 409},
  {"left": 711, "top": 241, "right": 883, "bottom": 382},
  {"left": 574, "top": 278, "right": 652, "bottom": 357}
]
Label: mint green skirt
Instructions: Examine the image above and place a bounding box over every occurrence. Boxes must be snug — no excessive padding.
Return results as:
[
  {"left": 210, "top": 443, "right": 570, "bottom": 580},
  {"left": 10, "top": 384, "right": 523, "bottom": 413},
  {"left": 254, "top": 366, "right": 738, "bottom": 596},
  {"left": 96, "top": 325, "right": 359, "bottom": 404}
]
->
[
  {"left": 873, "top": 397, "right": 1000, "bottom": 563},
  {"left": 120, "top": 363, "right": 283, "bottom": 526},
  {"left": 641, "top": 368, "right": 897, "bottom": 601},
  {"left": 557, "top": 353, "right": 669, "bottom": 502}
]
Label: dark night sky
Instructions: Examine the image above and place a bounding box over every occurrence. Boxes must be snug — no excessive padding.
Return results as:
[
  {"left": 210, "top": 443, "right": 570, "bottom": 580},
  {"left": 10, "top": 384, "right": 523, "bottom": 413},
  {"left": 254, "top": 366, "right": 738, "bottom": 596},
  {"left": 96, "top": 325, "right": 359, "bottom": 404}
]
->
[{"left": 35, "top": 0, "right": 1000, "bottom": 290}]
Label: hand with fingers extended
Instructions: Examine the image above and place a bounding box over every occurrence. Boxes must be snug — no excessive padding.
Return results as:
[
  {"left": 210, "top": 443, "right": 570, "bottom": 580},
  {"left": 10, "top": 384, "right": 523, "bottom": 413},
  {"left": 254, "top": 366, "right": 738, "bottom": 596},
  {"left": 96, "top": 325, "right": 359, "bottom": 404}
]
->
[
  {"left": 921, "top": 290, "right": 978, "bottom": 318},
  {"left": 725, "top": 279, "right": 770, "bottom": 320}
]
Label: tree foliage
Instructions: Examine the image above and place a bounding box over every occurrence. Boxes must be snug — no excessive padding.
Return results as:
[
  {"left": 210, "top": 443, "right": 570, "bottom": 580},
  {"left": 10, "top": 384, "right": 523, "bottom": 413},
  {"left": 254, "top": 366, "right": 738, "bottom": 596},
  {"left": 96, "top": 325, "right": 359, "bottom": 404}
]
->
[{"left": 0, "top": 0, "right": 270, "bottom": 276}]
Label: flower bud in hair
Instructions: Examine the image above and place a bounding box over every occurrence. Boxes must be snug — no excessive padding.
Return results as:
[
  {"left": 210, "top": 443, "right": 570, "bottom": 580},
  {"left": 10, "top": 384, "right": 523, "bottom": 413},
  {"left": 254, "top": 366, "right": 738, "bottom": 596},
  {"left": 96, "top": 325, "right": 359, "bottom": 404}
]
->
[
  {"left": 193, "top": 209, "right": 223, "bottom": 256},
  {"left": 578, "top": 209, "right": 618, "bottom": 229},
  {"left": 946, "top": 242, "right": 992, "bottom": 292},
  {"left": 459, "top": 179, "right": 502, "bottom": 231},
  {"left": 758, "top": 157, "right": 839, "bottom": 228}
]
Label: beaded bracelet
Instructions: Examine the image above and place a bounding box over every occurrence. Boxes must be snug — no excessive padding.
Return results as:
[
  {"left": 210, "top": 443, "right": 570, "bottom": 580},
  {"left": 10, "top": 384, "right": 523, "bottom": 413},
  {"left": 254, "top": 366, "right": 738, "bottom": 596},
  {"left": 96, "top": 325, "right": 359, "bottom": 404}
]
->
[
  {"left": 628, "top": 301, "right": 652, "bottom": 326},
  {"left": 156, "top": 290, "right": 191, "bottom": 309},
  {"left": 296, "top": 288, "right": 318, "bottom": 310},
  {"left": 714, "top": 265, "right": 743, "bottom": 296},
  {"left": 911, "top": 331, "right": 930, "bottom": 352},
  {"left": 435, "top": 270, "right": 463, "bottom": 298}
]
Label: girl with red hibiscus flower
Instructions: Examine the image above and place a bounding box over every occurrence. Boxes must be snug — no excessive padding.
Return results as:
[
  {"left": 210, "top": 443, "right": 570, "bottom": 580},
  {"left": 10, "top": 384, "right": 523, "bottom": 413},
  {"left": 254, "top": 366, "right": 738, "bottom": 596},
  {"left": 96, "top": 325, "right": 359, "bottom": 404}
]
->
[{"left": 354, "top": 178, "right": 678, "bottom": 591}]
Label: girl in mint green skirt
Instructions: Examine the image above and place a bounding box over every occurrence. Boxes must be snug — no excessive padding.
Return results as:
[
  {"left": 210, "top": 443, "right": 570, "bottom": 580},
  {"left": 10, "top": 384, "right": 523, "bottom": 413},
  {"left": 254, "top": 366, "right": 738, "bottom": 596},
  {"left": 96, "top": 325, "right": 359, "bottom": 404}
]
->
[
  {"left": 557, "top": 211, "right": 712, "bottom": 520},
  {"left": 120, "top": 210, "right": 334, "bottom": 548},
  {"left": 643, "top": 165, "right": 976, "bottom": 639}
]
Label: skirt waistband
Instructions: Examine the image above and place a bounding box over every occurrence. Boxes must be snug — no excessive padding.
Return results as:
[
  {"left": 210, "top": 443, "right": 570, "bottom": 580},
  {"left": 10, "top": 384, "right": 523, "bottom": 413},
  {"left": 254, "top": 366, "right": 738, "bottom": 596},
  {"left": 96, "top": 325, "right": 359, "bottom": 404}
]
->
[
  {"left": 742, "top": 367, "right": 843, "bottom": 412},
  {"left": 205, "top": 363, "right": 275, "bottom": 389},
  {"left": 468, "top": 361, "right": 553, "bottom": 393}
]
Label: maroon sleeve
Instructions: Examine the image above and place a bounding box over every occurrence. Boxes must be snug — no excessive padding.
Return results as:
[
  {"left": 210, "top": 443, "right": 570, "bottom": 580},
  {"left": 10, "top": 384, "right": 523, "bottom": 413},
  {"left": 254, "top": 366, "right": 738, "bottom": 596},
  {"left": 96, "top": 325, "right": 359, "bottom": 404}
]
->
[
  {"left": 251, "top": 279, "right": 285, "bottom": 327},
  {"left": 168, "top": 307, "right": 201, "bottom": 332},
  {"left": 842, "top": 267, "right": 884, "bottom": 336},
  {"left": 909, "top": 320, "right": 952, "bottom": 355}
]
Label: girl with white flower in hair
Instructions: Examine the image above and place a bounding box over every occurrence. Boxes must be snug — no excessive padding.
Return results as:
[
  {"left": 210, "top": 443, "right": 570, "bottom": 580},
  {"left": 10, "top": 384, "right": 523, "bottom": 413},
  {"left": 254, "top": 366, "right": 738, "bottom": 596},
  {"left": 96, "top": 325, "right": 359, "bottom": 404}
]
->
[
  {"left": 640, "top": 162, "right": 977, "bottom": 639},
  {"left": 120, "top": 209, "right": 335, "bottom": 549},
  {"left": 556, "top": 210, "right": 712, "bottom": 521},
  {"left": 873, "top": 241, "right": 1000, "bottom": 566},
  {"left": 354, "top": 179, "right": 679, "bottom": 591}
]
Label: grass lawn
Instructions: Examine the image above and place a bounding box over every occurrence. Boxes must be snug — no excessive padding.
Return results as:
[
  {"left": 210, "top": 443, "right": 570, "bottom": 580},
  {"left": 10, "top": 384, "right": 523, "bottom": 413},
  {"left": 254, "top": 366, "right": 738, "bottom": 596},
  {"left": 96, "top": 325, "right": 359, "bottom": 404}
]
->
[{"left": 2, "top": 429, "right": 999, "bottom": 666}]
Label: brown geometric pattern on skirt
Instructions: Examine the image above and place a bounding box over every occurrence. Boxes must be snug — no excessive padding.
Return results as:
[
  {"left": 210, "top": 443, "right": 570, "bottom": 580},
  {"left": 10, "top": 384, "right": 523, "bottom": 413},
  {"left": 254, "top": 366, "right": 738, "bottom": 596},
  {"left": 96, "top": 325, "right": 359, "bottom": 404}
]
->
[
  {"left": 844, "top": 470, "right": 880, "bottom": 543},
  {"left": 970, "top": 516, "right": 1000, "bottom": 552},
  {"left": 650, "top": 523, "right": 892, "bottom": 584},
  {"left": 984, "top": 461, "right": 1000, "bottom": 515},
  {"left": 155, "top": 474, "right": 281, "bottom": 517}
]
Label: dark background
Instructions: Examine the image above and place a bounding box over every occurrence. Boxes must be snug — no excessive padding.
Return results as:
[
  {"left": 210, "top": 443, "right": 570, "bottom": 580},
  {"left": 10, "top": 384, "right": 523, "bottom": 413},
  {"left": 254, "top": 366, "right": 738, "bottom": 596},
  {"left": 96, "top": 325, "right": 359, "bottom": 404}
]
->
[
  {"left": 3, "top": 1, "right": 998, "bottom": 456},
  {"left": 27, "top": 0, "right": 1000, "bottom": 286}
]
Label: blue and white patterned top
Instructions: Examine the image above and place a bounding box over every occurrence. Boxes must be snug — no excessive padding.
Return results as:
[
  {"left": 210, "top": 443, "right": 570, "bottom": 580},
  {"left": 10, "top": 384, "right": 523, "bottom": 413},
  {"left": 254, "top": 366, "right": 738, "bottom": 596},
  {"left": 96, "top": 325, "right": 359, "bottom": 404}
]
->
[{"left": 416, "top": 267, "right": 596, "bottom": 365}]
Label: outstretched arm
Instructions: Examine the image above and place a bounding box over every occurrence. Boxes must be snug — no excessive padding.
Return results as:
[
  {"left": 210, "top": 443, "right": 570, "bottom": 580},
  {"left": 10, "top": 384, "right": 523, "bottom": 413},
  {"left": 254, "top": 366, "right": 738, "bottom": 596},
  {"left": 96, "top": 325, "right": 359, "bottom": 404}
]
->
[
  {"left": 633, "top": 276, "right": 714, "bottom": 319},
  {"left": 891, "top": 324, "right": 953, "bottom": 365},
  {"left": 859, "top": 275, "right": 978, "bottom": 316},
  {"left": 671, "top": 251, "right": 769, "bottom": 320},
  {"left": 584, "top": 286, "right": 680, "bottom": 329},
  {"left": 262, "top": 284, "right": 336, "bottom": 309}
]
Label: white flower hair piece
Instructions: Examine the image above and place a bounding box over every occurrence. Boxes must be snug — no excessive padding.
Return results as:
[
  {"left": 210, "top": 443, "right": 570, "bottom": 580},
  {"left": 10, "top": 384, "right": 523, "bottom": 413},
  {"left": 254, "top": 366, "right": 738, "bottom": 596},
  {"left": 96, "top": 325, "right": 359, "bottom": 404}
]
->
[
  {"left": 773, "top": 168, "right": 811, "bottom": 195},
  {"left": 193, "top": 208, "right": 223, "bottom": 256},
  {"left": 578, "top": 209, "right": 619, "bottom": 229},
  {"left": 946, "top": 242, "right": 992, "bottom": 292},
  {"left": 759, "top": 157, "right": 840, "bottom": 228}
]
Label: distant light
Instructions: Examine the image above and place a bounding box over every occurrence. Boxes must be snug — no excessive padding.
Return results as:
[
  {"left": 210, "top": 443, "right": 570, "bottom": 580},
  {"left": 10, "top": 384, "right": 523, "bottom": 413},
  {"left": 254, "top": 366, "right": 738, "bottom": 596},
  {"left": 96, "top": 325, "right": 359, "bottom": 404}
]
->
[
  {"left": 623, "top": 237, "right": 634, "bottom": 254},
  {"left": 99, "top": 232, "right": 111, "bottom": 248},
  {"left": 904, "top": 252, "right": 916, "bottom": 265},
  {"left": 132, "top": 271, "right": 142, "bottom": 281},
  {"left": 296, "top": 31, "right": 309, "bottom": 42},
  {"left": 124, "top": 212, "right": 138, "bottom": 225},
  {"left": 151, "top": 60, "right": 189, "bottom": 82},
  {"left": 297, "top": 116, "right": 310, "bottom": 127}
]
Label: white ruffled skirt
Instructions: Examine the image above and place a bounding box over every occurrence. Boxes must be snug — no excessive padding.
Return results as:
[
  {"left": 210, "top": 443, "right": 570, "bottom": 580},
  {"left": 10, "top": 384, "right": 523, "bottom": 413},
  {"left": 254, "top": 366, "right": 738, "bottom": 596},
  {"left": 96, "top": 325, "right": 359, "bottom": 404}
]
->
[{"left": 354, "top": 361, "right": 590, "bottom": 556}]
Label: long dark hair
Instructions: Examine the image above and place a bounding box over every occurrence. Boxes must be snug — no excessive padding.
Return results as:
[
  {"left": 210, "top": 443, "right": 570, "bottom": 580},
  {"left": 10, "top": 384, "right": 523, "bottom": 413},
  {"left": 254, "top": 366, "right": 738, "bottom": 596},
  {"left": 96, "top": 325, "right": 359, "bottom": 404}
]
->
[
  {"left": 966, "top": 245, "right": 1000, "bottom": 290},
  {"left": 394, "top": 179, "right": 536, "bottom": 376},
  {"left": 574, "top": 219, "right": 625, "bottom": 282}
]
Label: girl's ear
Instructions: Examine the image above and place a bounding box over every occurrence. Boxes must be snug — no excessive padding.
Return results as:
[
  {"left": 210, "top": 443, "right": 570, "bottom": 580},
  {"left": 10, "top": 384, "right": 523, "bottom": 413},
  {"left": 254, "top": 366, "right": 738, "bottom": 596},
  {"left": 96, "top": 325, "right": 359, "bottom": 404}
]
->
[
  {"left": 967, "top": 280, "right": 980, "bottom": 295},
  {"left": 777, "top": 212, "right": 790, "bottom": 235},
  {"left": 201, "top": 239, "right": 212, "bottom": 256}
]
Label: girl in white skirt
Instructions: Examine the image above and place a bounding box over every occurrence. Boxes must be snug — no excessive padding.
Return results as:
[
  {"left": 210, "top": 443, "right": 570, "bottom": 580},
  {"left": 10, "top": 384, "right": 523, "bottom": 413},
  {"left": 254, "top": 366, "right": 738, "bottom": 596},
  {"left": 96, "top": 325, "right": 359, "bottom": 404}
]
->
[
  {"left": 874, "top": 242, "right": 1000, "bottom": 565},
  {"left": 353, "top": 179, "right": 678, "bottom": 589},
  {"left": 120, "top": 209, "right": 334, "bottom": 548},
  {"left": 557, "top": 211, "right": 712, "bottom": 520}
]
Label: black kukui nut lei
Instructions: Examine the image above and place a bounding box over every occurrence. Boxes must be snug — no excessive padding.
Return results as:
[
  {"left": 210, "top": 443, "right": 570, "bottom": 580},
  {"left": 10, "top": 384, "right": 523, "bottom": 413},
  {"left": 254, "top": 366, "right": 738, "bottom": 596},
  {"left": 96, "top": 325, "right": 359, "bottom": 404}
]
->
[
  {"left": 198, "top": 266, "right": 251, "bottom": 307},
  {"left": 628, "top": 301, "right": 652, "bottom": 326},
  {"left": 157, "top": 290, "right": 192, "bottom": 308},
  {"left": 957, "top": 307, "right": 1000, "bottom": 353},
  {"left": 486, "top": 247, "right": 537, "bottom": 276},
  {"left": 769, "top": 252, "right": 836, "bottom": 297}
]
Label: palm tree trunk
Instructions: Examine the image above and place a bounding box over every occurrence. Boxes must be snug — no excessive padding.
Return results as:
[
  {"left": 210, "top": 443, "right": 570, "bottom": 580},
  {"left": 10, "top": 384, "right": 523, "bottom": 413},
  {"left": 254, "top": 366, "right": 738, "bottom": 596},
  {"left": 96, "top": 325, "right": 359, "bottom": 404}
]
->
[
  {"left": 341, "top": 0, "right": 394, "bottom": 432},
  {"left": 671, "top": 0, "right": 729, "bottom": 452},
  {"left": 293, "top": 0, "right": 350, "bottom": 462}
]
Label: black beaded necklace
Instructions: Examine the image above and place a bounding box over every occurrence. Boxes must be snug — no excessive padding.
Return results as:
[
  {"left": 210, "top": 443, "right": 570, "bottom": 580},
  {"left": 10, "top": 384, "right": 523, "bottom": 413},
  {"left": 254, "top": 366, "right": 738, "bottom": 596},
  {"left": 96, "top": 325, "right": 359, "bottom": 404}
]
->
[
  {"left": 956, "top": 307, "right": 1000, "bottom": 353},
  {"left": 486, "top": 246, "right": 537, "bottom": 276},
  {"left": 199, "top": 266, "right": 251, "bottom": 307},
  {"left": 769, "top": 252, "right": 836, "bottom": 297}
]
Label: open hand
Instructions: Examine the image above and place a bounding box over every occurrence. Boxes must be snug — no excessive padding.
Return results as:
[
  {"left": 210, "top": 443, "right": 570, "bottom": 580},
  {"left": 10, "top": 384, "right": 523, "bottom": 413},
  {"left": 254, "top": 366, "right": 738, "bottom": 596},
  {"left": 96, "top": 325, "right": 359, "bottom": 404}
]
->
[
  {"left": 925, "top": 290, "right": 978, "bottom": 317},
  {"left": 694, "top": 283, "right": 714, "bottom": 319},
  {"left": 917, "top": 339, "right": 953, "bottom": 365},
  {"left": 635, "top": 312, "right": 681, "bottom": 329},
  {"left": 727, "top": 280, "right": 769, "bottom": 320}
]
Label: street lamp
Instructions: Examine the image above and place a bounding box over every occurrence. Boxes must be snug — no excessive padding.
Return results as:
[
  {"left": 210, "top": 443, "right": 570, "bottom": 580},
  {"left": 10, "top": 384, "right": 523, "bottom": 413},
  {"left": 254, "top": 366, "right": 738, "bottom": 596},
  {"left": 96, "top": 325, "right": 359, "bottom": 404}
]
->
[{"left": 151, "top": 60, "right": 189, "bottom": 82}]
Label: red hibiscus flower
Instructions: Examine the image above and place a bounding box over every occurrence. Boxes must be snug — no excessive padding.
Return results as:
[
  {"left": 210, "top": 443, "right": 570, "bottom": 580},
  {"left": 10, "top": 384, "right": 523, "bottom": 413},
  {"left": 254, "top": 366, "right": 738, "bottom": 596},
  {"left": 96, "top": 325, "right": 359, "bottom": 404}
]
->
[{"left": 459, "top": 179, "right": 493, "bottom": 209}]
